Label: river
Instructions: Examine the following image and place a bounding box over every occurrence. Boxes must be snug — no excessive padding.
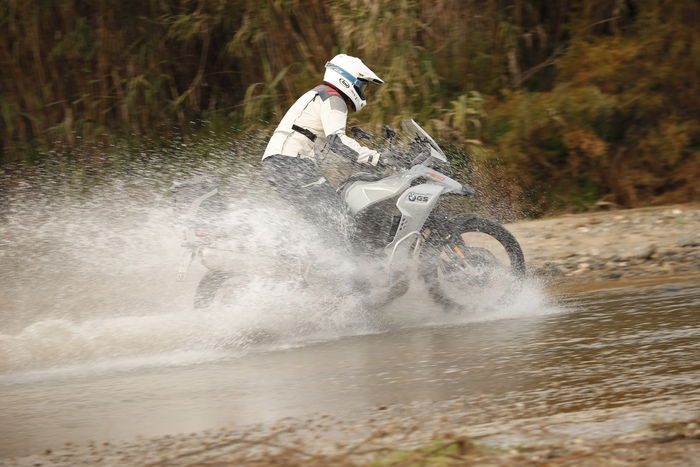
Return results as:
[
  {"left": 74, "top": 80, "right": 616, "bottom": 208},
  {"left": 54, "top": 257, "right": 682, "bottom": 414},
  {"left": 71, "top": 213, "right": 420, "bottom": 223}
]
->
[
  {"left": 1, "top": 280, "right": 698, "bottom": 458},
  {"left": 1, "top": 165, "right": 699, "bottom": 459}
]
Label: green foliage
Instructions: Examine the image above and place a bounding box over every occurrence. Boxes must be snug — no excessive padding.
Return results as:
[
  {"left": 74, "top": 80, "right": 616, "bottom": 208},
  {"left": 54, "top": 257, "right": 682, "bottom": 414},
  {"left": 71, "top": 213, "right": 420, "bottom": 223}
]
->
[
  {"left": 1, "top": 0, "right": 698, "bottom": 213},
  {"left": 370, "top": 438, "right": 474, "bottom": 466}
]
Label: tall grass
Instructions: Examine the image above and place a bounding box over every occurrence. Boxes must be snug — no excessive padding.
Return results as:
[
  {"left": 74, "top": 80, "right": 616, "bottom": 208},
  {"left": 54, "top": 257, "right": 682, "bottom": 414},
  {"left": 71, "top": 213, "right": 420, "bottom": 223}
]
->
[{"left": 1, "top": 0, "right": 698, "bottom": 212}]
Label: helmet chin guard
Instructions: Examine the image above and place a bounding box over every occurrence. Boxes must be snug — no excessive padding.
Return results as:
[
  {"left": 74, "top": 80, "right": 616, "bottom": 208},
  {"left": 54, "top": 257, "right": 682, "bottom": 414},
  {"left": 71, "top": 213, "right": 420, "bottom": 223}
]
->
[{"left": 323, "top": 54, "right": 383, "bottom": 111}]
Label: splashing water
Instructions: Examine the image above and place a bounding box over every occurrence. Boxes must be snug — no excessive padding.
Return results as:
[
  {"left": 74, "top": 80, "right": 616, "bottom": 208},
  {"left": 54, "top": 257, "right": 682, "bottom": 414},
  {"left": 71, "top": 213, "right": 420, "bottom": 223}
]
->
[{"left": 0, "top": 141, "right": 562, "bottom": 379}]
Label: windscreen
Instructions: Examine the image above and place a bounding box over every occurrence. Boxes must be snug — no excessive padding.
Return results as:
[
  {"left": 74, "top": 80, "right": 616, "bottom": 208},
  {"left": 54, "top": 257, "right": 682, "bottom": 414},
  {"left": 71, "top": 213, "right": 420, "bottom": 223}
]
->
[
  {"left": 399, "top": 119, "right": 451, "bottom": 175},
  {"left": 400, "top": 119, "right": 448, "bottom": 162}
]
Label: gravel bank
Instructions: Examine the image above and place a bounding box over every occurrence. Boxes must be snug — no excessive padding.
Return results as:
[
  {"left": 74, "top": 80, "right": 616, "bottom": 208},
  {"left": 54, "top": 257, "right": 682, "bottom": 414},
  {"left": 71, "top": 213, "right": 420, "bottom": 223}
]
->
[
  {"left": 4, "top": 398, "right": 698, "bottom": 466},
  {"left": 507, "top": 203, "right": 700, "bottom": 291}
]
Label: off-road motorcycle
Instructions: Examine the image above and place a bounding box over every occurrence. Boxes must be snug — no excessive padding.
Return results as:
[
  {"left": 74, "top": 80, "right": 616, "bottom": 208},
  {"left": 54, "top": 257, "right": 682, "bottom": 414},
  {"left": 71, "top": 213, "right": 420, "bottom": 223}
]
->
[{"left": 172, "top": 120, "right": 526, "bottom": 312}]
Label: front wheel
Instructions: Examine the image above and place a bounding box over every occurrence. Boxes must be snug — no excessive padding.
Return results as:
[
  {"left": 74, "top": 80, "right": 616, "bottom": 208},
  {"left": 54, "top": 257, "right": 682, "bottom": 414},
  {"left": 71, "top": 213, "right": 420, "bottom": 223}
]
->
[{"left": 420, "top": 214, "right": 526, "bottom": 311}]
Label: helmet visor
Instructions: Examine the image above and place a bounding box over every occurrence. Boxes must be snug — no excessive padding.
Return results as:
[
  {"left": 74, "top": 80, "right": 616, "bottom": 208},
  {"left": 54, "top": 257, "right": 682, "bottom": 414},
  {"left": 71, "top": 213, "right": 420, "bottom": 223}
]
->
[{"left": 355, "top": 79, "right": 369, "bottom": 100}]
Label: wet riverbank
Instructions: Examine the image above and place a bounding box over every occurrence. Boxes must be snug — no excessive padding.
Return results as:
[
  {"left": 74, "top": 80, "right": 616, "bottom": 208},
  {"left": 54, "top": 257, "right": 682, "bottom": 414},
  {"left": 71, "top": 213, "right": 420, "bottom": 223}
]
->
[
  {"left": 5, "top": 402, "right": 698, "bottom": 466},
  {"left": 508, "top": 203, "right": 700, "bottom": 291}
]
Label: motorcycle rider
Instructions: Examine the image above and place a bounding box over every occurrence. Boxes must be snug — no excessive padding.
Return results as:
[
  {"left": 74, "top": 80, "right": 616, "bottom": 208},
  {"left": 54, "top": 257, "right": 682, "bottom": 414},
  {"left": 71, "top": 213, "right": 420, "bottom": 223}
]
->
[{"left": 261, "top": 54, "right": 385, "bottom": 245}]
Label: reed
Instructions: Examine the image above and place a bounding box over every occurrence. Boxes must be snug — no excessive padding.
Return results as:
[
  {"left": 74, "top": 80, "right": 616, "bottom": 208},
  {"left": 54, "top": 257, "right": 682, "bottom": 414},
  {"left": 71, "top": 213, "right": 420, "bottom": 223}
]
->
[{"left": 1, "top": 0, "right": 698, "bottom": 212}]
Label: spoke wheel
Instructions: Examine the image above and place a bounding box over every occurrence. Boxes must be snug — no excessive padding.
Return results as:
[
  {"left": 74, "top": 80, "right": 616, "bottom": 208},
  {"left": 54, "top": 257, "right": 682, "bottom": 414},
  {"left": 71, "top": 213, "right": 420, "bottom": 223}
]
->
[
  {"left": 421, "top": 214, "right": 526, "bottom": 311},
  {"left": 193, "top": 270, "right": 233, "bottom": 310}
]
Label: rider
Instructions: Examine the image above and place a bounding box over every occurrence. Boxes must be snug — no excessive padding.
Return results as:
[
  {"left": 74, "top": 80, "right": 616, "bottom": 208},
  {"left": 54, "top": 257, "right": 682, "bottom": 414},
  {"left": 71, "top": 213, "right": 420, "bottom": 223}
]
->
[{"left": 261, "top": 54, "right": 385, "bottom": 245}]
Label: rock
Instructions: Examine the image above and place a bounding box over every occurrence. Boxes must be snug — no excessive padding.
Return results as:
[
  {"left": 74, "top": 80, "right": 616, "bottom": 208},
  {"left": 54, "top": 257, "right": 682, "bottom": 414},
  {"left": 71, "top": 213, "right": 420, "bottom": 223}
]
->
[
  {"left": 569, "top": 267, "right": 590, "bottom": 275},
  {"left": 631, "top": 244, "right": 656, "bottom": 260},
  {"left": 594, "top": 200, "right": 620, "bottom": 210},
  {"left": 677, "top": 238, "right": 700, "bottom": 248},
  {"left": 603, "top": 272, "right": 622, "bottom": 279}
]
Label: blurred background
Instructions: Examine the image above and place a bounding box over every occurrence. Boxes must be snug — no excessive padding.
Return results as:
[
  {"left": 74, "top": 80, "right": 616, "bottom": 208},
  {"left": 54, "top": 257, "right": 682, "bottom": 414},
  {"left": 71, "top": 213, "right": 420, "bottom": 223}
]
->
[{"left": 1, "top": 0, "right": 698, "bottom": 214}]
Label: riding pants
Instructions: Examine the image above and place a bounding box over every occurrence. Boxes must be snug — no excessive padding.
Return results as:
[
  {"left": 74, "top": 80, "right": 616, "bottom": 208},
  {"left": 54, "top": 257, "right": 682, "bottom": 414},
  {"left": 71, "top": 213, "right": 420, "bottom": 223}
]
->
[{"left": 261, "top": 155, "right": 353, "bottom": 247}]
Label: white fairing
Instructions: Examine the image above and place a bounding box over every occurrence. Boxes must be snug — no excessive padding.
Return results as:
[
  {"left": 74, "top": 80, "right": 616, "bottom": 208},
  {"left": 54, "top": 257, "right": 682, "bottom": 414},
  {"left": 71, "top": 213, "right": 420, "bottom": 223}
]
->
[
  {"left": 343, "top": 164, "right": 463, "bottom": 214},
  {"left": 343, "top": 163, "right": 465, "bottom": 260},
  {"left": 387, "top": 182, "right": 444, "bottom": 261},
  {"left": 344, "top": 171, "right": 416, "bottom": 214}
]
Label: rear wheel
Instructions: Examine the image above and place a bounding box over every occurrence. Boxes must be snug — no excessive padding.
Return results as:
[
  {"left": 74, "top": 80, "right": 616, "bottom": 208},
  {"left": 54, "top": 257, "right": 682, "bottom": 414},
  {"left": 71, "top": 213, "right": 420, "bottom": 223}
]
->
[
  {"left": 193, "top": 271, "right": 232, "bottom": 310},
  {"left": 421, "top": 214, "right": 526, "bottom": 311},
  {"left": 193, "top": 254, "right": 324, "bottom": 310}
]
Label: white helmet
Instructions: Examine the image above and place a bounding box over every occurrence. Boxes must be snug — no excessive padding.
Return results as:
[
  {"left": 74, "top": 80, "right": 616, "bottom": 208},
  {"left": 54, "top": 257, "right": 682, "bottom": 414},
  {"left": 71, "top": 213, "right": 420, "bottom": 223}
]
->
[{"left": 323, "top": 54, "right": 384, "bottom": 111}]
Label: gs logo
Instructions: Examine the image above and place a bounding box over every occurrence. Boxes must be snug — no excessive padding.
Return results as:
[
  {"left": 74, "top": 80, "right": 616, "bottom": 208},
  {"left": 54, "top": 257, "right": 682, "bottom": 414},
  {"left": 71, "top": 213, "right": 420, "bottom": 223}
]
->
[
  {"left": 338, "top": 78, "right": 351, "bottom": 88},
  {"left": 407, "top": 192, "right": 430, "bottom": 203}
]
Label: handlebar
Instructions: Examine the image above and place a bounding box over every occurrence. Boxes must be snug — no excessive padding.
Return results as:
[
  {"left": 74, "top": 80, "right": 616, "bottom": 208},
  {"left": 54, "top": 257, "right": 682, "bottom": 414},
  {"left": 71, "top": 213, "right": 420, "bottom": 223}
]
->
[
  {"left": 377, "top": 150, "right": 411, "bottom": 170},
  {"left": 461, "top": 184, "right": 477, "bottom": 197}
]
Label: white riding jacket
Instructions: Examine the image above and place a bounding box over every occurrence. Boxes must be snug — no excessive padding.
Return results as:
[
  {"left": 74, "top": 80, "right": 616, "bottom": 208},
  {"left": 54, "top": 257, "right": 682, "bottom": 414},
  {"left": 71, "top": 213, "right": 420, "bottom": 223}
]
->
[{"left": 262, "top": 85, "right": 380, "bottom": 165}]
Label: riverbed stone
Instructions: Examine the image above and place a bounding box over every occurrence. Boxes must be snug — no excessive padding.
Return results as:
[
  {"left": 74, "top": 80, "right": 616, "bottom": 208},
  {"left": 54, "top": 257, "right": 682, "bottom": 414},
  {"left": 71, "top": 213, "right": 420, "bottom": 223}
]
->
[
  {"left": 504, "top": 203, "right": 700, "bottom": 286},
  {"left": 677, "top": 238, "right": 700, "bottom": 248},
  {"left": 631, "top": 244, "right": 657, "bottom": 260}
]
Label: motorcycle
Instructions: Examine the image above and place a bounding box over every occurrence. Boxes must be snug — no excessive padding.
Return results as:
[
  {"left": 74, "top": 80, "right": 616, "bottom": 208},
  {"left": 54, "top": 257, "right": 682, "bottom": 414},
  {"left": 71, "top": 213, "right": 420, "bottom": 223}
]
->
[{"left": 172, "top": 119, "right": 526, "bottom": 312}]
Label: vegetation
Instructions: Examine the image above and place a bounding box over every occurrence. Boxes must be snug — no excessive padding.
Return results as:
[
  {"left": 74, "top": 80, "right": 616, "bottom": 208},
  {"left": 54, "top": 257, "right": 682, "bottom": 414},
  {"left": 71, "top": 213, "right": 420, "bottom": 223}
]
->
[{"left": 1, "top": 0, "right": 698, "bottom": 214}]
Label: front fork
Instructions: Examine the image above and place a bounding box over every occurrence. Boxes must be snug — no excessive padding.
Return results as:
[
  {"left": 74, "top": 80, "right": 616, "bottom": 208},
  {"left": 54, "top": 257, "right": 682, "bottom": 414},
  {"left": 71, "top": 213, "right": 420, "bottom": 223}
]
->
[
  {"left": 417, "top": 209, "right": 470, "bottom": 269},
  {"left": 176, "top": 225, "right": 213, "bottom": 281},
  {"left": 177, "top": 245, "right": 199, "bottom": 281},
  {"left": 419, "top": 208, "right": 453, "bottom": 249}
]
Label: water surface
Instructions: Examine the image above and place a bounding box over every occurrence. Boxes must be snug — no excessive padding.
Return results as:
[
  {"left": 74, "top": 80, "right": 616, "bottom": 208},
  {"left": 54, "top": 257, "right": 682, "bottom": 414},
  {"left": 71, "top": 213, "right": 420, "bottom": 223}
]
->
[{"left": 1, "top": 281, "right": 698, "bottom": 457}]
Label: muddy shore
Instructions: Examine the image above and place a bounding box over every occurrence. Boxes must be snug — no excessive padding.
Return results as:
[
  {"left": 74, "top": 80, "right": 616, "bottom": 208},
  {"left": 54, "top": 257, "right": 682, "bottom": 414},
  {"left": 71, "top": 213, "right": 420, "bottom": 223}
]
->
[
  {"left": 5, "top": 398, "right": 699, "bottom": 466},
  {"left": 507, "top": 203, "right": 700, "bottom": 293},
  {"left": 3, "top": 203, "right": 699, "bottom": 466}
]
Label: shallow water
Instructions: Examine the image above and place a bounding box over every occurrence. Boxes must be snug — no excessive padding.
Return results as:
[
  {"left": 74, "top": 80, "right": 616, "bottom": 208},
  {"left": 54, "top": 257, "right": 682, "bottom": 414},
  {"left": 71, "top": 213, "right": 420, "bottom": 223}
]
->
[
  {"left": 1, "top": 281, "right": 698, "bottom": 457},
  {"left": 2, "top": 157, "right": 699, "bottom": 457}
]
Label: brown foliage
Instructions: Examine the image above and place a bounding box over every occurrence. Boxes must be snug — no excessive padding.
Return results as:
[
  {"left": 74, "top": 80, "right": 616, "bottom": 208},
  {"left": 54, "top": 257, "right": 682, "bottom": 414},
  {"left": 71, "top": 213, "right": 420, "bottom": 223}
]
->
[
  {"left": 1, "top": 0, "right": 698, "bottom": 213},
  {"left": 485, "top": 0, "right": 700, "bottom": 212}
]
